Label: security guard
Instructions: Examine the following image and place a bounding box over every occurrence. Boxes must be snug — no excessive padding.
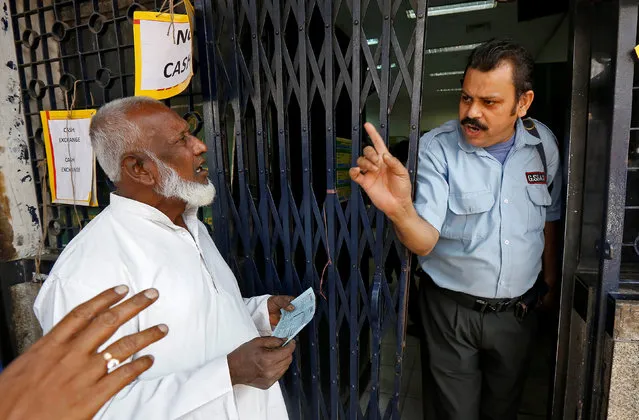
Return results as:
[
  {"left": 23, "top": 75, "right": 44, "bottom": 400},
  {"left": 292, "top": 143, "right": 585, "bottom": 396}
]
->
[{"left": 350, "top": 39, "right": 561, "bottom": 420}]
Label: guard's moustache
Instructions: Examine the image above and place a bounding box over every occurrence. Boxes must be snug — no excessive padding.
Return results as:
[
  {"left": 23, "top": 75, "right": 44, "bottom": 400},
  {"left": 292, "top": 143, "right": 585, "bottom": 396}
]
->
[{"left": 461, "top": 117, "right": 488, "bottom": 131}]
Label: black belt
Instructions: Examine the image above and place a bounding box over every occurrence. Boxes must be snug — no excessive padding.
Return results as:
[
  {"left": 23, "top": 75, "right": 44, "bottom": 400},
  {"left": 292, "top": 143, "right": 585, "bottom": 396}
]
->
[
  {"left": 430, "top": 281, "right": 520, "bottom": 313},
  {"left": 416, "top": 269, "right": 544, "bottom": 315}
]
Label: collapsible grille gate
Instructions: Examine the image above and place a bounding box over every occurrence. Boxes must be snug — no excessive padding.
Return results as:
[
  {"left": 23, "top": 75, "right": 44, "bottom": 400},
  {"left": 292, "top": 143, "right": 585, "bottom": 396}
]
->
[
  {"left": 9, "top": 0, "right": 429, "bottom": 418},
  {"left": 199, "top": 1, "right": 428, "bottom": 418}
]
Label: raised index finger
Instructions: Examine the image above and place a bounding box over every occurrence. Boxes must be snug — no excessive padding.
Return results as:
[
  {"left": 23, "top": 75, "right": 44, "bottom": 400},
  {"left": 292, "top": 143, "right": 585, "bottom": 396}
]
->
[
  {"left": 364, "top": 122, "right": 388, "bottom": 155},
  {"left": 48, "top": 285, "right": 130, "bottom": 344}
]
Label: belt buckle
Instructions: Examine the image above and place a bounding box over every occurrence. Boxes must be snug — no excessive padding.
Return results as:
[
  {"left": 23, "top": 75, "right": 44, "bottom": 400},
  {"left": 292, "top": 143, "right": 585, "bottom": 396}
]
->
[
  {"left": 475, "top": 299, "right": 495, "bottom": 314},
  {"left": 494, "top": 301, "right": 507, "bottom": 312}
]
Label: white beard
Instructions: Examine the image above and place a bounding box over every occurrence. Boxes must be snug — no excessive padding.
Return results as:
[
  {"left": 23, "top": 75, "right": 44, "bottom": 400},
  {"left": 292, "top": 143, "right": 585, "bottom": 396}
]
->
[{"left": 150, "top": 155, "right": 216, "bottom": 208}]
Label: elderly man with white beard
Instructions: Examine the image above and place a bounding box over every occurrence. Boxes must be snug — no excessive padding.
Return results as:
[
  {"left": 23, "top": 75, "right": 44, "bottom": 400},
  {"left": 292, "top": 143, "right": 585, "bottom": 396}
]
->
[{"left": 34, "top": 97, "right": 296, "bottom": 420}]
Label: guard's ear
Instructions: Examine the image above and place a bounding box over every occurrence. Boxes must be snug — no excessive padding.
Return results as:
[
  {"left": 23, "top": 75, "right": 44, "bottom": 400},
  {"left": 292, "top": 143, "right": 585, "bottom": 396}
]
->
[
  {"left": 517, "top": 90, "right": 535, "bottom": 118},
  {"left": 121, "top": 153, "right": 157, "bottom": 187}
]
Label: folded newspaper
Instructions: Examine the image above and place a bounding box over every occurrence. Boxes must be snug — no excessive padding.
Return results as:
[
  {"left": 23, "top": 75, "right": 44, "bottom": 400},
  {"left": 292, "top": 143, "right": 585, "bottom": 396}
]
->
[{"left": 272, "top": 287, "right": 316, "bottom": 346}]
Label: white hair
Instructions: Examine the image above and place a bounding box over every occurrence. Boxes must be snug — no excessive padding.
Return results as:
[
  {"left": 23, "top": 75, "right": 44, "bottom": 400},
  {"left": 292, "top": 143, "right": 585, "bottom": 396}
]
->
[
  {"left": 89, "top": 96, "right": 163, "bottom": 182},
  {"left": 149, "top": 153, "right": 216, "bottom": 208}
]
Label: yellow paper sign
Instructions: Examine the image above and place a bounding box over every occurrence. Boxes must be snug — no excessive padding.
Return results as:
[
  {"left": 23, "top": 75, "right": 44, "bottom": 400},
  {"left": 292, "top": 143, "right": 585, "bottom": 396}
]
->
[
  {"left": 40, "top": 110, "right": 98, "bottom": 207},
  {"left": 133, "top": 12, "right": 193, "bottom": 99}
]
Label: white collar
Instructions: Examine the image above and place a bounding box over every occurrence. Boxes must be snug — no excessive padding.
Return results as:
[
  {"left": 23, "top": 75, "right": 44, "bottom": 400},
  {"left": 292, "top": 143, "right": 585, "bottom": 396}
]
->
[{"left": 109, "top": 193, "right": 200, "bottom": 232}]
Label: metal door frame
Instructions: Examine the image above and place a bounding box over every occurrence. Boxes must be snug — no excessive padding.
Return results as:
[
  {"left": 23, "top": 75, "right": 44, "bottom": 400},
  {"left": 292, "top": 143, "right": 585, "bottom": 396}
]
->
[{"left": 552, "top": 1, "right": 639, "bottom": 418}]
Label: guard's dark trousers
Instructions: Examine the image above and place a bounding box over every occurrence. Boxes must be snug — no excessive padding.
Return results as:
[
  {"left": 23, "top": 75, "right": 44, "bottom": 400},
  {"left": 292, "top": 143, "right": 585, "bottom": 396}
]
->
[{"left": 420, "top": 282, "right": 538, "bottom": 420}]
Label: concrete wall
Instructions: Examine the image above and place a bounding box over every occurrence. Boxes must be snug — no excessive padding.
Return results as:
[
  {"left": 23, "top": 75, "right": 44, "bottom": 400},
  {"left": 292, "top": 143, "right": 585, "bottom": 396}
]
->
[
  {"left": 606, "top": 298, "right": 639, "bottom": 419},
  {"left": 0, "top": 2, "right": 41, "bottom": 261}
]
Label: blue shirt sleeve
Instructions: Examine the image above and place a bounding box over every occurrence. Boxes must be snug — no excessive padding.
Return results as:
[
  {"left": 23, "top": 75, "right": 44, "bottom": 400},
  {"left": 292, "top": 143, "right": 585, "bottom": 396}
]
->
[
  {"left": 541, "top": 126, "right": 562, "bottom": 222},
  {"left": 546, "top": 165, "right": 562, "bottom": 222},
  {"left": 414, "top": 133, "right": 449, "bottom": 233}
]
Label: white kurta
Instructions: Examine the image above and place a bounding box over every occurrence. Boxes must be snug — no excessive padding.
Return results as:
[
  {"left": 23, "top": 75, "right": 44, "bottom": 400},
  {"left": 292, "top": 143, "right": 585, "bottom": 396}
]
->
[{"left": 33, "top": 194, "right": 289, "bottom": 420}]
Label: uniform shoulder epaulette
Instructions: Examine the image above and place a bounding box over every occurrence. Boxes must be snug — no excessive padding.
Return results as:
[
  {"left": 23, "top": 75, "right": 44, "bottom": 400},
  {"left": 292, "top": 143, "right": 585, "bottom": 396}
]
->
[
  {"left": 421, "top": 120, "right": 457, "bottom": 145},
  {"left": 434, "top": 120, "right": 458, "bottom": 135}
]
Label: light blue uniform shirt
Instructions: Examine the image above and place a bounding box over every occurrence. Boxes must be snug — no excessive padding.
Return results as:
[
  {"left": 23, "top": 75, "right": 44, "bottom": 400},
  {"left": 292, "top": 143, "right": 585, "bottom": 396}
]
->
[
  {"left": 415, "top": 118, "right": 561, "bottom": 299},
  {"left": 484, "top": 132, "right": 515, "bottom": 164}
]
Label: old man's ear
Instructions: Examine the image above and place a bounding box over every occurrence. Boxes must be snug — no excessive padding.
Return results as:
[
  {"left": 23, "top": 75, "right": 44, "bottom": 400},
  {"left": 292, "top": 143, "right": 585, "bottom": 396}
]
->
[{"left": 121, "top": 153, "right": 157, "bottom": 186}]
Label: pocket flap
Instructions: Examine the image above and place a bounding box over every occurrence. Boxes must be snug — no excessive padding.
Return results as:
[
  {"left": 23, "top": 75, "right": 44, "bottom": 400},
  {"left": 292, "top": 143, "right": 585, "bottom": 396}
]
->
[
  {"left": 448, "top": 191, "right": 495, "bottom": 215},
  {"left": 526, "top": 185, "right": 552, "bottom": 206}
]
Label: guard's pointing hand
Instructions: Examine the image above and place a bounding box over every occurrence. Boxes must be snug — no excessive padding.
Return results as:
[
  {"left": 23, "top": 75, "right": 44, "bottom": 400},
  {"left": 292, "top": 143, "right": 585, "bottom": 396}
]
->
[{"left": 349, "top": 123, "right": 413, "bottom": 219}]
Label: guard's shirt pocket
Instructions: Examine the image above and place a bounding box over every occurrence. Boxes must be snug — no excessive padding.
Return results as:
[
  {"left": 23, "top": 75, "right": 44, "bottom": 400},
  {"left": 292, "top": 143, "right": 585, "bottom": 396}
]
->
[
  {"left": 526, "top": 185, "right": 551, "bottom": 232},
  {"left": 441, "top": 190, "right": 495, "bottom": 240}
]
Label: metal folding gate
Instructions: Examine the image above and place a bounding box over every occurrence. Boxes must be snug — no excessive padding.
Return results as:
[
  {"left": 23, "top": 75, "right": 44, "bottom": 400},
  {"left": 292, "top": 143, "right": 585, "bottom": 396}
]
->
[{"left": 7, "top": 0, "right": 429, "bottom": 418}]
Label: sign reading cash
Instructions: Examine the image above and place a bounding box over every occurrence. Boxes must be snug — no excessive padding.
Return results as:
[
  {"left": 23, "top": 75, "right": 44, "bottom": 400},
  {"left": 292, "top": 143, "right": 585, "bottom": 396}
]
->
[
  {"left": 40, "top": 110, "right": 98, "bottom": 206},
  {"left": 133, "top": 11, "right": 193, "bottom": 99}
]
